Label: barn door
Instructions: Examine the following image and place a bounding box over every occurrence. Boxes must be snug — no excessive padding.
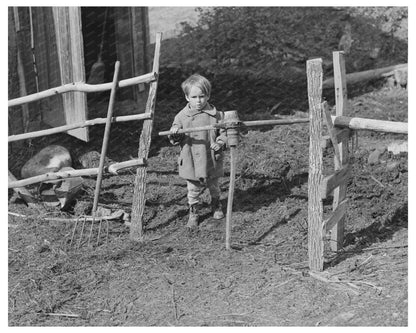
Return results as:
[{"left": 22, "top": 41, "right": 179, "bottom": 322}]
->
[
  {"left": 13, "top": 7, "right": 88, "bottom": 141},
  {"left": 51, "top": 7, "right": 88, "bottom": 141},
  {"left": 113, "top": 7, "right": 149, "bottom": 102}
]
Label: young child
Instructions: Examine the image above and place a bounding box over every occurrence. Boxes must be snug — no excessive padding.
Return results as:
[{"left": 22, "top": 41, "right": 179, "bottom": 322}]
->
[{"left": 169, "top": 74, "right": 227, "bottom": 228}]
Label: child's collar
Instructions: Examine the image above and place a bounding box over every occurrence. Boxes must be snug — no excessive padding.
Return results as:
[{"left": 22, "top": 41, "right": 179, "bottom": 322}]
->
[{"left": 185, "top": 103, "right": 217, "bottom": 117}]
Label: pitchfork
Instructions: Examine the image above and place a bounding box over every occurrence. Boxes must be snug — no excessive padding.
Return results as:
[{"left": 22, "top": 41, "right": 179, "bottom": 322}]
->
[{"left": 70, "top": 61, "right": 120, "bottom": 248}]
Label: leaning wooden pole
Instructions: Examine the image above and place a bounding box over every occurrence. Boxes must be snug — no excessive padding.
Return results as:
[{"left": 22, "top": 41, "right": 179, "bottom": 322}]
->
[
  {"left": 322, "top": 63, "right": 407, "bottom": 89},
  {"left": 8, "top": 159, "right": 146, "bottom": 189},
  {"left": 130, "top": 32, "right": 162, "bottom": 240},
  {"left": 92, "top": 61, "right": 120, "bottom": 215},
  {"left": 330, "top": 51, "right": 348, "bottom": 252},
  {"left": 306, "top": 58, "right": 325, "bottom": 271}
]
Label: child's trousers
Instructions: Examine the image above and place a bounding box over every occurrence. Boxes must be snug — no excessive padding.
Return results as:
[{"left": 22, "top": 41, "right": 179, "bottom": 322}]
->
[{"left": 186, "top": 178, "right": 220, "bottom": 206}]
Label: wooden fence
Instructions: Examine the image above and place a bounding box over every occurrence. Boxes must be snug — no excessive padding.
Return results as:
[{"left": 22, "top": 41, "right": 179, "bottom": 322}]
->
[
  {"left": 306, "top": 51, "right": 408, "bottom": 271},
  {"left": 8, "top": 33, "right": 163, "bottom": 241}
]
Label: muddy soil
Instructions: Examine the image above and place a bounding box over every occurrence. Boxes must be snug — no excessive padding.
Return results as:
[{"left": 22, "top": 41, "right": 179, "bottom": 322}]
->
[{"left": 7, "top": 75, "right": 408, "bottom": 326}]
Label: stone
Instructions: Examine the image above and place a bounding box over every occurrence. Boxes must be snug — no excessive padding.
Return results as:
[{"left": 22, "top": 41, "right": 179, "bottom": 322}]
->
[
  {"left": 95, "top": 206, "right": 112, "bottom": 217},
  {"left": 78, "top": 151, "right": 113, "bottom": 169},
  {"left": 368, "top": 149, "right": 384, "bottom": 165},
  {"left": 394, "top": 69, "right": 407, "bottom": 88},
  {"left": 78, "top": 151, "right": 101, "bottom": 168},
  {"left": 388, "top": 141, "right": 408, "bottom": 155},
  {"left": 21, "top": 145, "right": 72, "bottom": 179},
  {"left": 386, "top": 161, "right": 400, "bottom": 172},
  {"left": 333, "top": 311, "right": 355, "bottom": 323}
]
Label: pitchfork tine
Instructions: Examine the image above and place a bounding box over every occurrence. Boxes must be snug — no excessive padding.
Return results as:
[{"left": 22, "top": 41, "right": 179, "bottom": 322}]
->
[
  {"left": 88, "top": 215, "right": 96, "bottom": 246},
  {"left": 77, "top": 216, "right": 87, "bottom": 249},
  {"left": 96, "top": 217, "right": 103, "bottom": 246},
  {"left": 106, "top": 218, "right": 109, "bottom": 245},
  {"left": 70, "top": 215, "right": 81, "bottom": 247}
]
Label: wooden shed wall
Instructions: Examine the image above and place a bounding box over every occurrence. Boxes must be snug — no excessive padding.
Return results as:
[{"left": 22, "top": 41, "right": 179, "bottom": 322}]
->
[{"left": 8, "top": 7, "right": 150, "bottom": 142}]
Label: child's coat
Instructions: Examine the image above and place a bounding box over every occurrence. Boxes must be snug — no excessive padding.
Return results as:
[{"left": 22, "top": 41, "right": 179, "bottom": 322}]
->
[{"left": 170, "top": 103, "right": 227, "bottom": 182}]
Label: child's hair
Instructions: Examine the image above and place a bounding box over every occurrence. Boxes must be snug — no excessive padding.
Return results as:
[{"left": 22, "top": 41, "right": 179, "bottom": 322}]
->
[{"left": 181, "top": 74, "right": 211, "bottom": 97}]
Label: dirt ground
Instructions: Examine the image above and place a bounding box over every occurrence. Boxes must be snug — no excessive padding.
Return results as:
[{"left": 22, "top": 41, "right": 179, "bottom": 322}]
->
[{"left": 7, "top": 73, "right": 408, "bottom": 326}]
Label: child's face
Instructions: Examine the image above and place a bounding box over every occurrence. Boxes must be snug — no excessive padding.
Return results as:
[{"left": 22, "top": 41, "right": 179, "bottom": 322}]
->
[{"left": 185, "top": 86, "right": 210, "bottom": 111}]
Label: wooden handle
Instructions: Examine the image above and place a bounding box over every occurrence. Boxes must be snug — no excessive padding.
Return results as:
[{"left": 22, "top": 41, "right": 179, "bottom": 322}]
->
[
  {"left": 158, "top": 118, "right": 309, "bottom": 136},
  {"left": 226, "top": 146, "right": 237, "bottom": 250},
  {"left": 92, "top": 61, "right": 120, "bottom": 214}
]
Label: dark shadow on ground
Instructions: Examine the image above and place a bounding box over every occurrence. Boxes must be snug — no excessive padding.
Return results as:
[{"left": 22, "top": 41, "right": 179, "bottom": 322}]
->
[
  {"left": 245, "top": 208, "right": 301, "bottom": 246},
  {"left": 231, "top": 172, "right": 308, "bottom": 213},
  {"left": 144, "top": 207, "right": 189, "bottom": 232},
  {"left": 326, "top": 201, "right": 408, "bottom": 268}
]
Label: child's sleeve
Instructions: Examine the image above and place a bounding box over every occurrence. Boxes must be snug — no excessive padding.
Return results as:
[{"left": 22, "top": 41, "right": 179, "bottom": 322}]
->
[
  {"left": 168, "top": 113, "right": 184, "bottom": 145},
  {"left": 216, "top": 111, "right": 228, "bottom": 146},
  {"left": 171, "top": 113, "right": 182, "bottom": 130}
]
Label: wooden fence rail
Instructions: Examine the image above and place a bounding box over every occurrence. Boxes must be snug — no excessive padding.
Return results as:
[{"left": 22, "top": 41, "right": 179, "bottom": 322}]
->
[
  {"left": 8, "top": 114, "right": 152, "bottom": 142},
  {"left": 8, "top": 72, "right": 157, "bottom": 108},
  {"left": 8, "top": 159, "right": 146, "bottom": 188},
  {"left": 332, "top": 116, "right": 408, "bottom": 134}
]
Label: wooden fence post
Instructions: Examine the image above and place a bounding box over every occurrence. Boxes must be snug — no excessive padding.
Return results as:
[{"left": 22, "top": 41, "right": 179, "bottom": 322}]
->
[
  {"left": 130, "top": 32, "right": 162, "bottom": 240},
  {"left": 330, "top": 51, "right": 349, "bottom": 251},
  {"left": 307, "top": 58, "right": 324, "bottom": 271}
]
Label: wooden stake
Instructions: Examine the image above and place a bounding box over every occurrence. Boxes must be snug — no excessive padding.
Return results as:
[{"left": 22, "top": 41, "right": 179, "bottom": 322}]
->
[
  {"left": 130, "top": 32, "right": 162, "bottom": 240},
  {"left": 226, "top": 146, "right": 237, "bottom": 250},
  {"left": 92, "top": 61, "right": 120, "bottom": 215},
  {"left": 306, "top": 58, "right": 324, "bottom": 272},
  {"left": 222, "top": 111, "right": 240, "bottom": 250}
]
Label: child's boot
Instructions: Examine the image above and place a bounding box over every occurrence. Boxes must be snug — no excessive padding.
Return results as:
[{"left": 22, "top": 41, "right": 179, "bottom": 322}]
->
[
  {"left": 211, "top": 198, "right": 224, "bottom": 220},
  {"left": 187, "top": 204, "right": 199, "bottom": 228}
]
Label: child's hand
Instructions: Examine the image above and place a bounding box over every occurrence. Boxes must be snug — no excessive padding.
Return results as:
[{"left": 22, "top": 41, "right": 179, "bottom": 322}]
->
[
  {"left": 168, "top": 126, "right": 183, "bottom": 146},
  {"left": 170, "top": 126, "right": 180, "bottom": 134},
  {"left": 210, "top": 140, "right": 224, "bottom": 152}
]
